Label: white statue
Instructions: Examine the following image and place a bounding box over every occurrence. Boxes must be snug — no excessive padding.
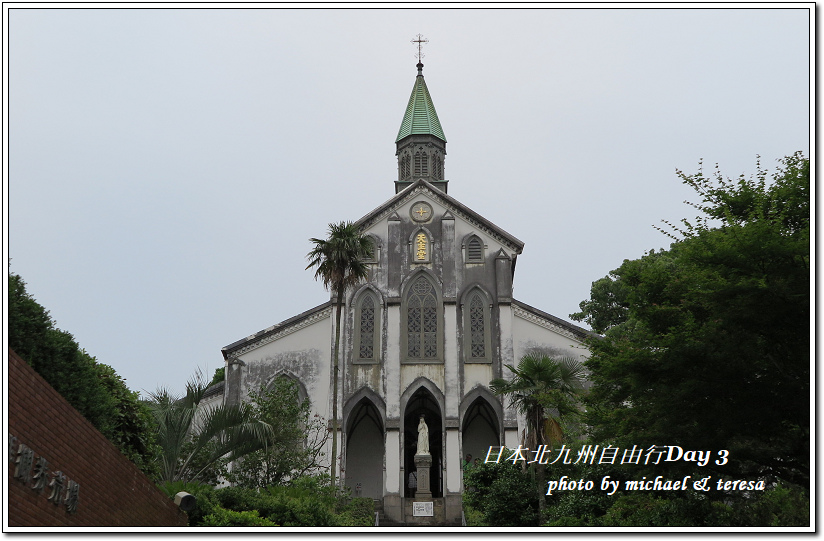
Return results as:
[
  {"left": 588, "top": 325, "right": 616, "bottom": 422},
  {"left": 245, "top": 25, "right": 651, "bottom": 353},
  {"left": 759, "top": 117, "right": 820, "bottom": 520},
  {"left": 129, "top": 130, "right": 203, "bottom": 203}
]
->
[{"left": 417, "top": 415, "right": 429, "bottom": 455}]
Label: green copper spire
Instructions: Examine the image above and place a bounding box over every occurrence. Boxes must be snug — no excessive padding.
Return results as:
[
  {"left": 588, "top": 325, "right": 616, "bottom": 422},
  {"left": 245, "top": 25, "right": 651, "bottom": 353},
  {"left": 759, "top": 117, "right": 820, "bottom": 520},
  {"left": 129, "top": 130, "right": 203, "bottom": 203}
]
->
[{"left": 395, "top": 63, "right": 446, "bottom": 143}]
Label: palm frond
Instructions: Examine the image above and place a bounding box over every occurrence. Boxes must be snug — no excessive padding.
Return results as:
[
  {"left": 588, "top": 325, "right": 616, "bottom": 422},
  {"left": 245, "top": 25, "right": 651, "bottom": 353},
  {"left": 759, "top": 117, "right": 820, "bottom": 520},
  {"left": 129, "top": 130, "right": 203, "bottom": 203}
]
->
[{"left": 492, "top": 354, "right": 586, "bottom": 447}]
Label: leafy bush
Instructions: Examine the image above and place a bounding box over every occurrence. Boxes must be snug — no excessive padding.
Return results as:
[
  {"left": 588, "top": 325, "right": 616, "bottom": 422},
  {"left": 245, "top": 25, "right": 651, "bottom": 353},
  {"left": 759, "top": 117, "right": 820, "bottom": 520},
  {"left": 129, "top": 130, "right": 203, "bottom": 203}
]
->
[
  {"left": 187, "top": 476, "right": 372, "bottom": 527},
  {"left": 335, "top": 498, "right": 375, "bottom": 526},
  {"left": 541, "top": 478, "right": 809, "bottom": 527},
  {"left": 462, "top": 506, "right": 486, "bottom": 526},
  {"left": 201, "top": 508, "right": 277, "bottom": 526},
  {"left": 544, "top": 489, "right": 613, "bottom": 526},
  {"left": 463, "top": 459, "right": 539, "bottom": 526},
  {"left": 545, "top": 516, "right": 587, "bottom": 527},
  {"left": 722, "top": 484, "right": 810, "bottom": 527}
]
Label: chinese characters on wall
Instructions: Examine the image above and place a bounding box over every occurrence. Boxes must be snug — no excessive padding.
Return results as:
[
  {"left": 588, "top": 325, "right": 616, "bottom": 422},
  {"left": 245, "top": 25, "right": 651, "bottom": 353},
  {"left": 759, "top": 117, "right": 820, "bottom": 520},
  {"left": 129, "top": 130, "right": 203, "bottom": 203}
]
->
[
  {"left": 415, "top": 233, "right": 427, "bottom": 261},
  {"left": 9, "top": 434, "right": 80, "bottom": 514}
]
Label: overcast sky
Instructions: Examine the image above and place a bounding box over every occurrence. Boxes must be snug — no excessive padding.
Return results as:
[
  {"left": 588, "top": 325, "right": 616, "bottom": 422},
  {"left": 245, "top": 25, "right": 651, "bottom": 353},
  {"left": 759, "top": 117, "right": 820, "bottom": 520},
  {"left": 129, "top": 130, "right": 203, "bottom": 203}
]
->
[{"left": 7, "top": 6, "right": 811, "bottom": 397}]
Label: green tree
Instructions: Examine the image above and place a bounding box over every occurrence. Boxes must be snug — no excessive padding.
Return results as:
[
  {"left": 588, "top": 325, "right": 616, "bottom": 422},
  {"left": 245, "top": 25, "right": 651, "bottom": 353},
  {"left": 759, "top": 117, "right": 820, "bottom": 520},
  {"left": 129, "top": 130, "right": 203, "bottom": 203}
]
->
[
  {"left": 148, "top": 371, "right": 274, "bottom": 483},
  {"left": 8, "top": 272, "right": 159, "bottom": 477},
  {"left": 226, "top": 378, "right": 328, "bottom": 488},
  {"left": 490, "top": 353, "right": 586, "bottom": 519},
  {"left": 306, "top": 221, "right": 373, "bottom": 483},
  {"left": 463, "top": 458, "right": 540, "bottom": 526},
  {"left": 572, "top": 153, "right": 809, "bottom": 490},
  {"left": 209, "top": 367, "right": 225, "bottom": 387}
]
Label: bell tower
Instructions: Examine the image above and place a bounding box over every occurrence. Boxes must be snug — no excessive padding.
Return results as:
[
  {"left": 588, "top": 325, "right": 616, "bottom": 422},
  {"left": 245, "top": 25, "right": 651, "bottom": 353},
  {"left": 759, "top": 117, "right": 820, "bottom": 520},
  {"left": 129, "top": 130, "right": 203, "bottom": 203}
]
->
[{"left": 395, "top": 37, "right": 447, "bottom": 194}]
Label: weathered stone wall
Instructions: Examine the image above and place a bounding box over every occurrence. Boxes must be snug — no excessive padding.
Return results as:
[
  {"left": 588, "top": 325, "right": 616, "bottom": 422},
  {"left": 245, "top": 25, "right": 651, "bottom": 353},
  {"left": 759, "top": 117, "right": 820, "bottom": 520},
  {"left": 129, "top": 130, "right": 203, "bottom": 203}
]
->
[{"left": 7, "top": 348, "right": 188, "bottom": 528}]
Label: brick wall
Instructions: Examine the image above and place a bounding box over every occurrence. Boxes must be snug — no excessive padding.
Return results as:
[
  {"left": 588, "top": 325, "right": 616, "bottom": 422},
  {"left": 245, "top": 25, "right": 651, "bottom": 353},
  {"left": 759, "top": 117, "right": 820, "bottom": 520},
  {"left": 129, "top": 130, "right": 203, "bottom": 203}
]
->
[{"left": 7, "top": 348, "right": 188, "bottom": 527}]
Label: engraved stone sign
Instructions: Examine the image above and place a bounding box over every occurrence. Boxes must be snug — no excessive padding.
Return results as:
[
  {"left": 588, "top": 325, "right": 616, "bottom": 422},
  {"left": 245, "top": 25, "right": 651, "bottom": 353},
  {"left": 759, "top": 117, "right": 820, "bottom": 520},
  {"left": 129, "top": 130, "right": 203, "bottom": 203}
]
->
[{"left": 412, "top": 501, "right": 434, "bottom": 517}]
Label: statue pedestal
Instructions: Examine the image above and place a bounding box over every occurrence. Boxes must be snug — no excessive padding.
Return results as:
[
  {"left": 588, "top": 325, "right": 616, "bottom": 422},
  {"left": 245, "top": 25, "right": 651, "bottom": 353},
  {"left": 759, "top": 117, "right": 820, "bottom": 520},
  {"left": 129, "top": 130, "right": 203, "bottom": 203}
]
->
[{"left": 414, "top": 453, "right": 432, "bottom": 500}]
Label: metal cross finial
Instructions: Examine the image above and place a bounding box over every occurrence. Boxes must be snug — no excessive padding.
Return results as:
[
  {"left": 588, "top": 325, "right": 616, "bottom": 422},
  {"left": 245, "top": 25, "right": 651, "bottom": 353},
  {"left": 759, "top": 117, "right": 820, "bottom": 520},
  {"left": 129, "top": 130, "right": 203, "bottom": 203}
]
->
[{"left": 411, "top": 34, "right": 428, "bottom": 62}]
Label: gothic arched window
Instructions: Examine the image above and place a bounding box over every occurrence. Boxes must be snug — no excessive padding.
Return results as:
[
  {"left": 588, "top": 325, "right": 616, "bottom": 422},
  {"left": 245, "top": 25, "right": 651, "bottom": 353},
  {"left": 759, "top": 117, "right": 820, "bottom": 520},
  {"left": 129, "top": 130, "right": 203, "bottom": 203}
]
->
[
  {"left": 354, "top": 292, "right": 380, "bottom": 363},
  {"left": 469, "top": 295, "right": 485, "bottom": 358},
  {"left": 421, "top": 153, "right": 429, "bottom": 175},
  {"left": 406, "top": 276, "right": 439, "bottom": 361},
  {"left": 359, "top": 295, "right": 375, "bottom": 359},
  {"left": 463, "top": 288, "right": 492, "bottom": 363},
  {"left": 414, "top": 152, "right": 422, "bottom": 175}
]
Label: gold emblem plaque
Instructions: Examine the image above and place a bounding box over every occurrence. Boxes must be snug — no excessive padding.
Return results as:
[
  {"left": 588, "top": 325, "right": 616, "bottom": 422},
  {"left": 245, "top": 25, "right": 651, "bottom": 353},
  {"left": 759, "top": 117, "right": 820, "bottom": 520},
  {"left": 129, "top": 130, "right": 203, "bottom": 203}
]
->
[{"left": 410, "top": 201, "right": 433, "bottom": 222}]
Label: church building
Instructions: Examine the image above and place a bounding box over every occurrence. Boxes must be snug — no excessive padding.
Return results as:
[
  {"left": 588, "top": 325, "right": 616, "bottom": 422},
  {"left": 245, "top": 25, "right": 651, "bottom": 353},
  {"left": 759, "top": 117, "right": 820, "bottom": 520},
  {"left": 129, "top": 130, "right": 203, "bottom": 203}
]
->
[{"left": 219, "top": 59, "right": 591, "bottom": 525}]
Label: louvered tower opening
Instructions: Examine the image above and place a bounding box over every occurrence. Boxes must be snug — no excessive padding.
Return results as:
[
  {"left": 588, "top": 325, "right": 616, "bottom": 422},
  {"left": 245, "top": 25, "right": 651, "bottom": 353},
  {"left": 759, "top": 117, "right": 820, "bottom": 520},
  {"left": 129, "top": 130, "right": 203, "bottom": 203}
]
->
[{"left": 468, "top": 238, "right": 483, "bottom": 261}]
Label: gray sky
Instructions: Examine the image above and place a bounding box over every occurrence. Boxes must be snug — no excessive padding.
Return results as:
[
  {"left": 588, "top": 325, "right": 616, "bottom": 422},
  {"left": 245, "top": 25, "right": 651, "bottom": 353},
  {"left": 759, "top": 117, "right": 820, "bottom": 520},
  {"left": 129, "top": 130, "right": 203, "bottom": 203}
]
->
[{"left": 7, "top": 7, "right": 811, "bottom": 397}]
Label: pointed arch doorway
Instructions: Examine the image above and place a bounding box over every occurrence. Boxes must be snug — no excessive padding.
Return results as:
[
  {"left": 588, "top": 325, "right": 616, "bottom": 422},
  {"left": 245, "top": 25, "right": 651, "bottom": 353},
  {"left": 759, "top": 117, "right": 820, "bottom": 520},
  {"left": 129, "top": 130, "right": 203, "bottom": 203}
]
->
[
  {"left": 403, "top": 387, "right": 443, "bottom": 498},
  {"left": 461, "top": 396, "right": 500, "bottom": 464},
  {"left": 345, "top": 398, "right": 384, "bottom": 499}
]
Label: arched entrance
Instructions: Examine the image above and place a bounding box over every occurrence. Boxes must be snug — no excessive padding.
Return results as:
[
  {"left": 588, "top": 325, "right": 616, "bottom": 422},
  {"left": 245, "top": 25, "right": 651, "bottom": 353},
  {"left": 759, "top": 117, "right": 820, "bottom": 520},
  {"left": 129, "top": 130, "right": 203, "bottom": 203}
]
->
[
  {"left": 403, "top": 387, "right": 443, "bottom": 498},
  {"left": 462, "top": 396, "right": 500, "bottom": 465},
  {"left": 345, "top": 398, "right": 384, "bottom": 499}
]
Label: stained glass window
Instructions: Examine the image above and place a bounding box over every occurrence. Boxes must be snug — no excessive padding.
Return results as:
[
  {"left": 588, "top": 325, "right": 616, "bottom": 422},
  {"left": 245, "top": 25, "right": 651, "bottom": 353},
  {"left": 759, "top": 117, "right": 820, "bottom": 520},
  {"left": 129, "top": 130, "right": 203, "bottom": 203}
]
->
[
  {"left": 359, "top": 295, "right": 375, "bottom": 359},
  {"left": 408, "top": 277, "right": 437, "bottom": 359},
  {"left": 469, "top": 294, "right": 486, "bottom": 358}
]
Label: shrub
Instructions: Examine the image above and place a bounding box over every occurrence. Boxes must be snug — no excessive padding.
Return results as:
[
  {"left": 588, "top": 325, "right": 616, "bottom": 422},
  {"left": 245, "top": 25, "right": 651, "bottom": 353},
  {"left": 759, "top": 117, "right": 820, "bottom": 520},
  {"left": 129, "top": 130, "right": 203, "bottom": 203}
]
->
[
  {"left": 723, "top": 484, "right": 810, "bottom": 527},
  {"left": 201, "top": 508, "right": 278, "bottom": 526},
  {"left": 463, "top": 460, "right": 539, "bottom": 526},
  {"left": 335, "top": 497, "right": 375, "bottom": 526}
]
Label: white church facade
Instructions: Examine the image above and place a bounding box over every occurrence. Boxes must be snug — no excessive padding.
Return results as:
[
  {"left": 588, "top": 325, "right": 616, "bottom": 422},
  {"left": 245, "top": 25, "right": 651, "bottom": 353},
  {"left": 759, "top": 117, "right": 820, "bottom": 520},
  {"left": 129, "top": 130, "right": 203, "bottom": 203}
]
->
[{"left": 219, "top": 60, "right": 591, "bottom": 525}]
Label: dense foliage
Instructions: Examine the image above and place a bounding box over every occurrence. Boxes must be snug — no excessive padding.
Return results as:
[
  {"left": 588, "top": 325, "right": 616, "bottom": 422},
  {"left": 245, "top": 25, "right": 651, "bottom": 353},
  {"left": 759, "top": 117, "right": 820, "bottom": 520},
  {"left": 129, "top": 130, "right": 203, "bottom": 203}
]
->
[
  {"left": 465, "top": 154, "right": 809, "bottom": 528},
  {"left": 8, "top": 272, "right": 159, "bottom": 477},
  {"left": 160, "top": 476, "right": 375, "bottom": 527},
  {"left": 571, "top": 153, "right": 809, "bottom": 491},
  {"left": 462, "top": 459, "right": 540, "bottom": 526},
  {"left": 463, "top": 444, "right": 809, "bottom": 527}
]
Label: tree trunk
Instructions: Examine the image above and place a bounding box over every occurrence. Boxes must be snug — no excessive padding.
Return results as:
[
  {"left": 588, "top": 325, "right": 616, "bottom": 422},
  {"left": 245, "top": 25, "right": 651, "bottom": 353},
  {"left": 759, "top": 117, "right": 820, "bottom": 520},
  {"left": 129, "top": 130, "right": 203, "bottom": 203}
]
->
[
  {"left": 532, "top": 407, "right": 547, "bottom": 521},
  {"left": 536, "top": 462, "right": 546, "bottom": 523},
  {"left": 330, "top": 289, "right": 344, "bottom": 485}
]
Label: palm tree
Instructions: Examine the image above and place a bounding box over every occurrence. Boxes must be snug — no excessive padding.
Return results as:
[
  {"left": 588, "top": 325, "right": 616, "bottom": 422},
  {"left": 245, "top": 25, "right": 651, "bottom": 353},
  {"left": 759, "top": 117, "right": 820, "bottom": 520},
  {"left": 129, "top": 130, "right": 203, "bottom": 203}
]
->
[
  {"left": 490, "top": 354, "right": 586, "bottom": 519},
  {"left": 149, "top": 370, "right": 274, "bottom": 483},
  {"left": 306, "top": 221, "right": 373, "bottom": 483}
]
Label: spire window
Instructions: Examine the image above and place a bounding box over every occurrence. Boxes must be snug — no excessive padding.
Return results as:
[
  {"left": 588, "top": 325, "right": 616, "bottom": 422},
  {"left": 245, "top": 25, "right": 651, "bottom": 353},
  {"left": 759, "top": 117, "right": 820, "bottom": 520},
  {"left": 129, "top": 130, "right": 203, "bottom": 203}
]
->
[{"left": 404, "top": 154, "right": 411, "bottom": 178}]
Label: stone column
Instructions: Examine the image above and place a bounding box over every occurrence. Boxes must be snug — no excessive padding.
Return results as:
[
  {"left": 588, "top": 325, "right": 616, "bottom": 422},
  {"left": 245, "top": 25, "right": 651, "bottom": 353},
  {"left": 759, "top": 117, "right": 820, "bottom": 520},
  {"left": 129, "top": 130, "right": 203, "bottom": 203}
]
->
[{"left": 414, "top": 453, "right": 432, "bottom": 500}]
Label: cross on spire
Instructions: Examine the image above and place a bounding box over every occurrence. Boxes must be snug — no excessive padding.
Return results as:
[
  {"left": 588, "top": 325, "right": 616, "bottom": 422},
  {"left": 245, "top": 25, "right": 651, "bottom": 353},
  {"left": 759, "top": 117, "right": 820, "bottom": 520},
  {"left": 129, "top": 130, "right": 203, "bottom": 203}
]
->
[{"left": 411, "top": 34, "right": 428, "bottom": 63}]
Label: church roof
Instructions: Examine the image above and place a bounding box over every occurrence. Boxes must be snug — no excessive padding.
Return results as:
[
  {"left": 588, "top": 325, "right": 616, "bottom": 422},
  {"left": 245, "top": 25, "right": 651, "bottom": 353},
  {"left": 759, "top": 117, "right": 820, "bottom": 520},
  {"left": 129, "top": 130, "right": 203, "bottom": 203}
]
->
[
  {"left": 395, "top": 64, "right": 446, "bottom": 143},
  {"left": 222, "top": 301, "right": 333, "bottom": 359},
  {"left": 356, "top": 178, "right": 525, "bottom": 254},
  {"left": 511, "top": 299, "right": 597, "bottom": 342}
]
